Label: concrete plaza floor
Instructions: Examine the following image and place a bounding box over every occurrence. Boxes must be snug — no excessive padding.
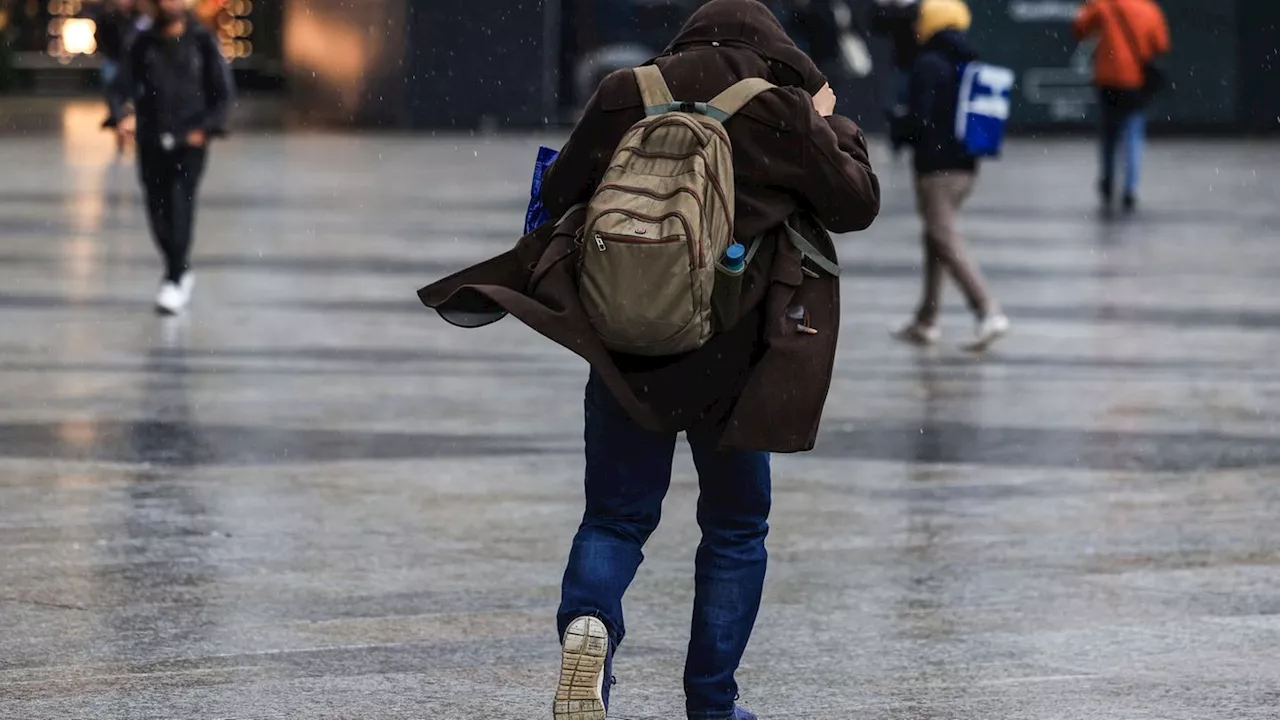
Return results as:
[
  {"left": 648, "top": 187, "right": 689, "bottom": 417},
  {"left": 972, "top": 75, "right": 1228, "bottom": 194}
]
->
[{"left": 1, "top": 103, "right": 1278, "bottom": 719}]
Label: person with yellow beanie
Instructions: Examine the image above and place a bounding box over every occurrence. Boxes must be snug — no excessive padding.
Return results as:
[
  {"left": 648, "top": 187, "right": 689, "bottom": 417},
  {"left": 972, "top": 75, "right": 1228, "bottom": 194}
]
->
[
  {"left": 915, "top": 0, "right": 971, "bottom": 43},
  {"left": 891, "top": 0, "right": 1010, "bottom": 352}
]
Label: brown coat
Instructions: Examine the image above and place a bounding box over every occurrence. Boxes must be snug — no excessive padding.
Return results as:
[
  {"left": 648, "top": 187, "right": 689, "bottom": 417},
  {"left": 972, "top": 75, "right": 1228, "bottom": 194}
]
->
[{"left": 418, "top": 0, "right": 880, "bottom": 452}]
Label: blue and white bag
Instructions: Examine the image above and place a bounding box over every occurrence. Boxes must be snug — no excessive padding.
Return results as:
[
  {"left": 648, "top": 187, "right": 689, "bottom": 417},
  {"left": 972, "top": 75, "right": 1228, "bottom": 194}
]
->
[{"left": 955, "top": 62, "right": 1015, "bottom": 158}]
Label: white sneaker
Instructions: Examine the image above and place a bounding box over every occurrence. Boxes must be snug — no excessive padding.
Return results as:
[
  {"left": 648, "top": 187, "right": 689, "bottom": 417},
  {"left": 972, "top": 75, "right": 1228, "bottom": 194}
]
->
[
  {"left": 178, "top": 272, "right": 195, "bottom": 299},
  {"left": 891, "top": 321, "right": 941, "bottom": 347},
  {"left": 554, "top": 616, "right": 610, "bottom": 720},
  {"left": 963, "top": 313, "right": 1010, "bottom": 353},
  {"left": 154, "top": 277, "right": 190, "bottom": 315}
]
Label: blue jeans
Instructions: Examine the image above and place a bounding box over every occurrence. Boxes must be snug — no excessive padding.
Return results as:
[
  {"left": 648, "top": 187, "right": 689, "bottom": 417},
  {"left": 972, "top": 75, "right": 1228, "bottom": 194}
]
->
[
  {"left": 1099, "top": 90, "right": 1146, "bottom": 197},
  {"left": 558, "top": 372, "right": 772, "bottom": 720}
]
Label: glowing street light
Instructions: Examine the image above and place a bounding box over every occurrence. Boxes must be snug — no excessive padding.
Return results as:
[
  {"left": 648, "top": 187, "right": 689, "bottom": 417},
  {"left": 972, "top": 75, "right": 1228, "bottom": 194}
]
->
[{"left": 60, "top": 17, "right": 98, "bottom": 56}]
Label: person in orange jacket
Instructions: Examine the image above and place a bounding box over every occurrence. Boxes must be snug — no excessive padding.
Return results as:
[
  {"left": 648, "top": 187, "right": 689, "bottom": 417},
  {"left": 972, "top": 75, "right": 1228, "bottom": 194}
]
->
[{"left": 1074, "top": 0, "right": 1170, "bottom": 212}]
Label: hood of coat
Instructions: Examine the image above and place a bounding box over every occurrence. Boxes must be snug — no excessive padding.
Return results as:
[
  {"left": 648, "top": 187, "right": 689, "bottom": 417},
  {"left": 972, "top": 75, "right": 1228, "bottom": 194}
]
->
[{"left": 663, "top": 0, "right": 828, "bottom": 94}]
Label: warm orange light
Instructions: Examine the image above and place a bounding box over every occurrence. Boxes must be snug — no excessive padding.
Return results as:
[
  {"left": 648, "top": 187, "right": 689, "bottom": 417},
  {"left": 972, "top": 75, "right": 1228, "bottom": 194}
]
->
[{"left": 60, "top": 18, "right": 97, "bottom": 55}]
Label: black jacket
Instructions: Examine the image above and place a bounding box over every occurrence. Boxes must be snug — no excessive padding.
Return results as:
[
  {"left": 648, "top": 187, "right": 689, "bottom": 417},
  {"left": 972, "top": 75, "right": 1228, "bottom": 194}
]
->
[
  {"left": 94, "top": 9, "right": 146, "bottom": 63},
  {"left": 903, "top": 29, "right": 979, "bottom": 175},
  {"left": 118, "top": 19, "right": 234, "bottom": 141},
  {"left": 869, "top": 3, "right": 920, "bottom": 72}
]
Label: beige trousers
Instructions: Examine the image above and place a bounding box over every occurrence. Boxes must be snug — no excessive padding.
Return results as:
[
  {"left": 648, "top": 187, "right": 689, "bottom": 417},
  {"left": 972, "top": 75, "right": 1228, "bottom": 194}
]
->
[{"left": 913, "top": 171, "right": 997, "bottom": 326}]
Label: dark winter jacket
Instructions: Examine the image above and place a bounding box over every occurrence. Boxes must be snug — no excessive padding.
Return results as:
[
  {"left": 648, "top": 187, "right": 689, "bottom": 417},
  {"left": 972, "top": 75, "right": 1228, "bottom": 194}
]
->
[
  {"left": 904, "top": 29, "right": 979, "bottom": 175},
  {"left": 419, "top": 0, "right": 881, "bottom": 452},
  {"left": 869, "top": 3, "right": 920, "bottom": 72},
  {"left": 95, "top": 9, "right": 146, "bottom": 63},
  {"left": 116, "top": 18, "right": 234, "bottom": 142}
]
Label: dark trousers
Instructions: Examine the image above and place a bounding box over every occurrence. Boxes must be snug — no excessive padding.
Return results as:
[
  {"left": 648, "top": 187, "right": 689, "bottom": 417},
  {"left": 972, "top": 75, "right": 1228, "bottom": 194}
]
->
[
  {"left": 558, "top": 372, "right": 772, "bottom": 720},
  {"left": 1098, "top": 88, "right": 1147, "bottom": 198},
  {"left": 139, "top": 142, "right": 207, "bottom": 283}
]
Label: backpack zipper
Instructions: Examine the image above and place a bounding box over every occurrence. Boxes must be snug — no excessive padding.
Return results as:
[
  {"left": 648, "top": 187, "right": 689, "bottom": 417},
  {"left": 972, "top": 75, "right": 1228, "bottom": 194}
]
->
[
  {"left": 611, "top": 148, "right": 735, "bottom": 250},
  {"left": 594, "top": 183, "right": 710, "bottom": 260},
  {"left": 594, "top": 232, "right": 685, "bottom": 247},
  {"left": 591, "top": 209, "right": 698, "bottom": 267}
]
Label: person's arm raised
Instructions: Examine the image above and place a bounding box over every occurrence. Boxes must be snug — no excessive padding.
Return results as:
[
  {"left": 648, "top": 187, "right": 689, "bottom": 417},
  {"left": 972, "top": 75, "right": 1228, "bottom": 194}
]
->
[{"left": 794, "top": 89, "right": 881, "bottom": 233}]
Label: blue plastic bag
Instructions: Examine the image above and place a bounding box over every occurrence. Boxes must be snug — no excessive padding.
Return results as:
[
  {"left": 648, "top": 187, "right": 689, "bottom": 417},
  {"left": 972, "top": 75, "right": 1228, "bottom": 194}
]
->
[
  {"left": 955, "top": 63, "right": 1015, "bottom": 158},
  {"left": 524, "top": 146, "right": 560, "bottom": 234}
]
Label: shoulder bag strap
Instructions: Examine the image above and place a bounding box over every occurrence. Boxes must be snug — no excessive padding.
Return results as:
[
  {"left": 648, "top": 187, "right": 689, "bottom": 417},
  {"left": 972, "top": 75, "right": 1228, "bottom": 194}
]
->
[{"left": 785, "top": 222, "right": 840, "bottom": 277}]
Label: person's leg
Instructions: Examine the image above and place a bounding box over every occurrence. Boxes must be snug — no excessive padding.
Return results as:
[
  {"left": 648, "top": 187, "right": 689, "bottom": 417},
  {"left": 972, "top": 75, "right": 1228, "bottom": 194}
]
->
[
  {"left": 138, "top": 144, "right": 176, "bottom": 277},
  {"left": 101, "top": 60, "right": 125, "bottom": 153},
  {"left": 682, "top": 428, "right": 771, "bottom": 720},
  {"left": 1098, "top": 90, "right": 1122, "bottom": 204},
  {"left": 557, "top": 371, "right": 678, "bottom": 647},
  {"left": 1122, "top": 110, "right": 1146, "bottom": 205},
  {"left": 933, "top": 173, "right": 998, "bottom": 320},
  {"left": 911, "top": 174, "right": 951, "bottom": 329},
  {"left": 166, "top": 146, "right": 208, "bottom": 283}
]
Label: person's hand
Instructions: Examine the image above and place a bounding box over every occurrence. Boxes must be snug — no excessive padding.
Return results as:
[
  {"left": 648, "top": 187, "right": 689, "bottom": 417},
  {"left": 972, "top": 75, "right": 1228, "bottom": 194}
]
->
[
  {"left": 185, "top": 129, "right": 207, "bottom": 148},
  {"left": 116, "top": 114, "right": 136, "bottom": 144},
  {"left": 812, "top": 83, "right": 837, "bottom": 118}
]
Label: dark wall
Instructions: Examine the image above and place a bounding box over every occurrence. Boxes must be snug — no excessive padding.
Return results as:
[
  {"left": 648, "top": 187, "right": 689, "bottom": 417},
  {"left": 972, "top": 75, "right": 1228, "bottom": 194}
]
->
[
  {"left": 405, "top": 0, "right": 561, "bottom": 129},
  {"left": 280, "top": 0, "right": 1278, "bottom": 132},
  {"left": 1237, "top": 0, "right": 1280, "bottom": 133},
  {"left": 283, "top": 0, "right": 408, "bottom": 127},
  {"left": 967, "top": 0, "right": 1238, "bottom": 130}
]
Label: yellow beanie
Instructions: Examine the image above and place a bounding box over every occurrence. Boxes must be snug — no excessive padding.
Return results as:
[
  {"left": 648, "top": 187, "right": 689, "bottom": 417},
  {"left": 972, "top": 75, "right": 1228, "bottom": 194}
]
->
[{"left": 916, "top": 0, "right": 972, "bottom": 44}]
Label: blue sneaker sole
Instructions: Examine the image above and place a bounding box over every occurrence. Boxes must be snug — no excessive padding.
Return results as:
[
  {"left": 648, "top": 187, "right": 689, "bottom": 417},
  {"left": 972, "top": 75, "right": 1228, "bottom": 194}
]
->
[{"left": 554, "top": 616, "right": 608, "bottom": 720}]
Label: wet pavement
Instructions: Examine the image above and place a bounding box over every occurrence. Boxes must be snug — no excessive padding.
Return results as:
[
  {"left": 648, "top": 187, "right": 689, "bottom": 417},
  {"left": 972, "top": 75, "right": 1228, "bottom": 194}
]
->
[{"left": 1, "top": 104, "right": 1278, "bottom": 719}]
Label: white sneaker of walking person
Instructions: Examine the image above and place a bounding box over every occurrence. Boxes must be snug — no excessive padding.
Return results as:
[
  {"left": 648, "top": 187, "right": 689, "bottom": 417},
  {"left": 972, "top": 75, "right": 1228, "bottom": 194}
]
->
[
  {"left": 963, "top": 313, "right": 1010, "bottom": 353},
  {"left": 891, "top": 321, "right": 941, "bottom": 347},
  {"left": 154, "top": 273, "right": 193, "bottom": 315},
  {"left": 178, "top": 272, "right": 195, "bottom": 302}
]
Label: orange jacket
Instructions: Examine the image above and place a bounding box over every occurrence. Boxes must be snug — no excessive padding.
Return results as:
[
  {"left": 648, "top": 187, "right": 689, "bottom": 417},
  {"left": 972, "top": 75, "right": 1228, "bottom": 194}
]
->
[{"left": 1074, "top": 0, "right": 1171, "bottom": 90}]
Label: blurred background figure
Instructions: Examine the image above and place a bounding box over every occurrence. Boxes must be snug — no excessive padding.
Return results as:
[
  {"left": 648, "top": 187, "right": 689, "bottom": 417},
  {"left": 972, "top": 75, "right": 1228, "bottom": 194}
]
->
[
  {"left": 1074, "top": 0, "right": 1171, "bottom": 213},
  {"left": 869, "top": 0, "right": 919, "bottom": 153},
  {"left": 567, "top": 0, "right": 873, "bottom": 119},
  {"left": 95, "top": 0, "right": 150, "bottom": 152},
  {"left": 113, "top": 0, "right": 233, "bottom": 315},
  {"left": 767, "top": 0, "right": 873, "bottom": 79},
  {"left": 892, "top": 0, "right": 1007, "bottom": 352}
]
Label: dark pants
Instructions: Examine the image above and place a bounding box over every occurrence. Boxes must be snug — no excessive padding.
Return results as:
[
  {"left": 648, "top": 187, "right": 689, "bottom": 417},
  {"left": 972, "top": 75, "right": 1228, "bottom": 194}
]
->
[
  {"left": 139, "top": 142, "right": 207, "bottom": 283},
  {"left": 558, "top": 372, "right": 772, "bottom": 720},
  {"left": 101, "top": 60, "right": 128, "bottom": 123},
  {"left": 1098, "top": 88, "right": 1147, "bottom": 198}
]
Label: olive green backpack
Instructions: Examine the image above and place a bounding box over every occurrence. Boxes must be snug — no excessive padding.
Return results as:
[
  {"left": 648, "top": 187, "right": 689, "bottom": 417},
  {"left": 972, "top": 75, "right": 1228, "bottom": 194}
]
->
[{"left": 579, "top": 66, "right": 776, "bottom": 356}]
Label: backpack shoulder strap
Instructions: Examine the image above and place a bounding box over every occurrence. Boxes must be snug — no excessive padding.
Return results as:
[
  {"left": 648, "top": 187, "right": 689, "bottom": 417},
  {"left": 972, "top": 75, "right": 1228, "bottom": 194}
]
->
[
  {"left": 705, "top": 78, "right": 777, "bottom": 122},
  {"left": 634, "top": 66, "right": 675, "bottom": 112}
]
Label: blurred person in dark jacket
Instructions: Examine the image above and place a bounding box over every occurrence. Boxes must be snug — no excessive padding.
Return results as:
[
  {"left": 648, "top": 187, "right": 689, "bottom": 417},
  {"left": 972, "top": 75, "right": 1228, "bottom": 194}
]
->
[
  {"left": 420, "top": 2, "right": 879, "bottom": 718},
  {"left": 113, "top": 0, "right": 233, "bottom": 315},
  {"left": 870, "top": 0, "right": 919, "bottom": 151},
  {"left": 892, "top": 0, "right": 1008, "bottom": 352},
  {"left": 96, "top": 0, "right": 151, "bottom": 151},
  {"left": 768, "top": 0, "right": 873, "bottom": 78}
]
